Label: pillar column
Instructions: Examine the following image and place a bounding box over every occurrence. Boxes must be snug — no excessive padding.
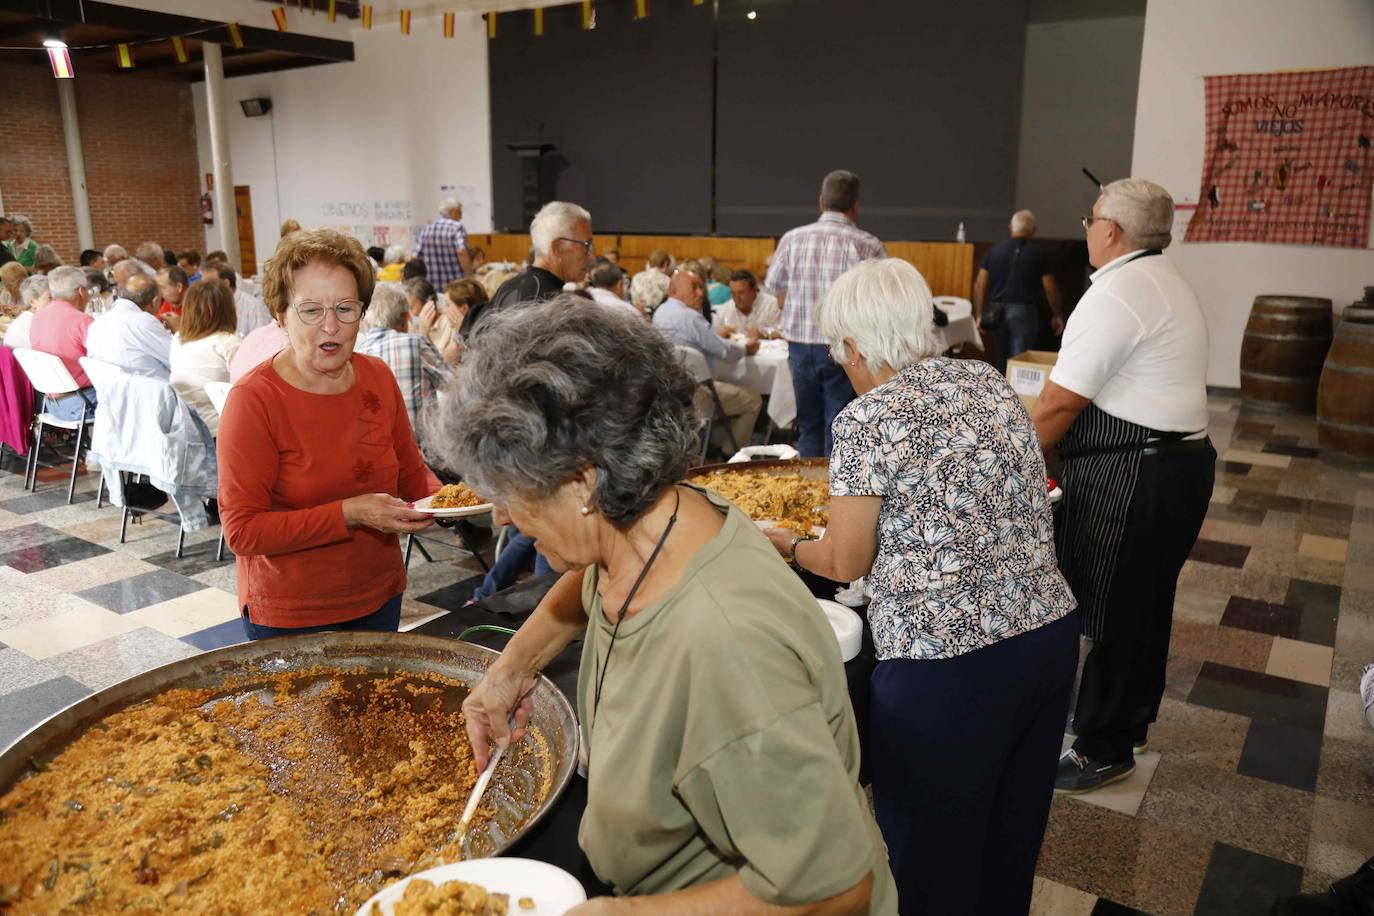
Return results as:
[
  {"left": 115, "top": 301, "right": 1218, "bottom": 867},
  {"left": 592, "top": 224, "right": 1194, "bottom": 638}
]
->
[
  {"left": 55, "top": 79, "right": 94, "bottom": 251},
  {"left": 203, "top": 42, "right": 240, "bottom": 271}
]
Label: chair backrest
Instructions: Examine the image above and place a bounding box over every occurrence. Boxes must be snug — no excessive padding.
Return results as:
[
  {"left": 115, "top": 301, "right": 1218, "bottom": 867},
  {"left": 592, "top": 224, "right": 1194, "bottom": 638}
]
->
[
  {"left": 203, "top": 381, "right": 232, "bottom": 416},
  {"left": 78, "top": 356, "right": 125, "bottom": 396},
  {"left": 932, "top": 296, "right": 973, "bottom": 321},
  {"left": 673, "top": 345, "right": 713, "bottom": 384},
  {"left": 11, "top": 348, "right": 79, "bottom": 397}
]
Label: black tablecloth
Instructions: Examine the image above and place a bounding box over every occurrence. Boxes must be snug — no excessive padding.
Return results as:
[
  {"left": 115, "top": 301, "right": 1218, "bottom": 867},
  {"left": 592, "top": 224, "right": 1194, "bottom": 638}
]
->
[{"left": 412, "top": 568, "right": 875, "bottom": 897}]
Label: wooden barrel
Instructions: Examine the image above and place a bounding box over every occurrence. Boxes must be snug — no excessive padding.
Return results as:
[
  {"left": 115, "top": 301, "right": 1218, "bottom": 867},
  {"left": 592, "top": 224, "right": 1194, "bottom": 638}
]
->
[
  {"left": 1317, "top": 306, "right": 1374, "bottom": 463},
  {"left": 1239, "top": 295, "right": 1333, "bottom": 412}
]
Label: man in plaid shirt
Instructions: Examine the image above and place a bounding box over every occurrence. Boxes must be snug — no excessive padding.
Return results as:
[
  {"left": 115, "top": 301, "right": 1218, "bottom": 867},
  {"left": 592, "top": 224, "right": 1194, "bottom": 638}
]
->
[
  {"left": 416, "top": 198, "right": 472, "bottom": 289},
  {"left": 355, "top": 284, "right": 452, "bottom": 448},
  {"left": 766, "top": 170, "right": 886, "bottom": 456}
]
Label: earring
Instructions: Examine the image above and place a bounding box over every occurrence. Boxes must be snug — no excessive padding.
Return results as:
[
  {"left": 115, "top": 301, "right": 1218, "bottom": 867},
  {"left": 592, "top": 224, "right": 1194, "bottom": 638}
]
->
[{"left": 580, "top": 505, "right": 592, "bottom": 516}]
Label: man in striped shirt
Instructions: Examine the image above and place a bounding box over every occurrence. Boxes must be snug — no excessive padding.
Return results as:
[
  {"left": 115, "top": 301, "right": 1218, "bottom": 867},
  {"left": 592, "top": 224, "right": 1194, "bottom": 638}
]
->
[{"left": 767, "top": 170, "right": 886, "bottom": 457}]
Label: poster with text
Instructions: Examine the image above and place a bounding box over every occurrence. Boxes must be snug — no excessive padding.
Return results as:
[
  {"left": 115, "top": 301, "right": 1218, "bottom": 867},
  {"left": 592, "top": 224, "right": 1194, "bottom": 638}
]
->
[{"left": 1186, "top": 65, "right": 1373, "bottom": 248}]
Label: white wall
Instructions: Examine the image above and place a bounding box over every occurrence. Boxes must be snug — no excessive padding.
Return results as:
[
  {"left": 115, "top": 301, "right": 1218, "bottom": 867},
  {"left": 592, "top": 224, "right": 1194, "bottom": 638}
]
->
[
  {"left": 1016, "top": 15, "right": 1144, "bottom": 239},
  {"left": 193, "top": 11, "right": 492, "bottom": 274},
  {"left": 1131, "top": 0, "right": 1374, "bottom": 388}
]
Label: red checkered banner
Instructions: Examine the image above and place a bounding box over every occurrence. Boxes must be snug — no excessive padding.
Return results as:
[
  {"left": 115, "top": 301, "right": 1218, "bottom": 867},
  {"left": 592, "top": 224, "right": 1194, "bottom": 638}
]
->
[{"left": 1186, "top": 66, "right": 1374, "bottom": 249}]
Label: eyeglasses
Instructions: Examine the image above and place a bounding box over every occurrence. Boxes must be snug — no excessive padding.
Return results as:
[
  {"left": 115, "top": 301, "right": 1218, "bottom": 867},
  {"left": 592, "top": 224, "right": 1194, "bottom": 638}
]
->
[
  {"left": 1081, "top": 215, "right": 1117, "bottom": 231},
  {"left": 556, "top": 237, "right": 595, "bottom": 255},
  {"left": 291, "top": 299, "right": 364, "bottom": 325}
]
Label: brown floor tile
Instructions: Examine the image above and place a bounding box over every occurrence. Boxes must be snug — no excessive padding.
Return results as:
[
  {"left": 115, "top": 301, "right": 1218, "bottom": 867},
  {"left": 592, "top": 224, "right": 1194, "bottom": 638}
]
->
[
  {"left": 1266, "top": 637, "right": 1334, "bottom": 687},
  {"left": 1199, "top": 518, "right": 1299, "bottom": 550},
  {"left": 1307, "top": 796, "right": 1374, "bottom": 879},
  {"left": 1038, "top": 799, "right": 1213, "bottom": 916},
  {"left": 1164, "top": 655, "right": 1205, "bottom": 702},
  {"left": 1173, "top": 589, "right": 1230, "bottom": 626},
  {"left": 1190, "top": 539, "right": 1252, "bottom": 568},
  {"left": 1149, "top": 696, "right": 1249, "bottom": 772},
  {"left": 1302, "top": 867, "right": 1340, "bottom": 895},
  {"left": 1324, "top": 689, "right": 1371, "bottom": 742},
  {"left": 1264, "top": 511, "right": 1355, "bottom": 539},
  {"left": 1169, "top": 618, "right": 1273, "bottom": 672},
  {"left": 1314, "top": 735, "right": 1374, "bottom": 810},
  {"left": 1243, "top": 547, "right": 1347, "bottom": 587},
  {"left": 1176, "top": 562, "right": 1291, "bottom": 604},
  {"left": 1136, "top": 757, "right": 1315, "bottom": 865},
  {"left": 1029, "top": 877, "right": 1097, "bottom": 916},
  {"left": 1330, "top": 637, "right": 1374, "bottom": 693}
]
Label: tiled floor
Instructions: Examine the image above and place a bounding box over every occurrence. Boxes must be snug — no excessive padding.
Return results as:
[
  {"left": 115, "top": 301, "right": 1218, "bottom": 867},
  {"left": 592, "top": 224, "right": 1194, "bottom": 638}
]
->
[{"left": 0, "top": 397, "right": 1371, "bottom": 915}]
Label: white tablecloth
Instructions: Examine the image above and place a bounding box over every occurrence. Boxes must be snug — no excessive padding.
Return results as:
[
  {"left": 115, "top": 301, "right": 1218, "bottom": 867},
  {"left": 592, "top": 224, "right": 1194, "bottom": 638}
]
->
[
  {"left": 934, "top": 297, "right": 983, "bottom": 352},
  {"left": 711, "top": 338, "right": 796, "bottom": 428}
]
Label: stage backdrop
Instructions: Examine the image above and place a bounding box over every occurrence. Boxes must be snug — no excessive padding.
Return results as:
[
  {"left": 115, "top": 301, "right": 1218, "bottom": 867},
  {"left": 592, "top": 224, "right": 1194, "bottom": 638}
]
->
[{"left": 1186, "top": 65, "right": 1374, "bottom": 248}]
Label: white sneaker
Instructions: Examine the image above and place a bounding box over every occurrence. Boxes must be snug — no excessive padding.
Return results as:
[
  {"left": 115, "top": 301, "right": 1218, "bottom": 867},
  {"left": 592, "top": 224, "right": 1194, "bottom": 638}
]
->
[{"left": 1361, "top": 663, "right": 1374, "bottom": 732}]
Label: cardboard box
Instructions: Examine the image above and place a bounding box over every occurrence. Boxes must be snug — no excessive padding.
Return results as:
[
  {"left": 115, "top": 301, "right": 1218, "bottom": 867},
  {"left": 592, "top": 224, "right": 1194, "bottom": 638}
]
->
[{"left": 1006, "top": 350, "right": 1059, "bottom": 410}]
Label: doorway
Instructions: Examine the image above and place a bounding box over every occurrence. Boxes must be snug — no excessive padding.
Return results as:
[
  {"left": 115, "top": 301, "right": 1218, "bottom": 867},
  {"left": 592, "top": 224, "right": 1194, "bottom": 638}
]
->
[{"left": 234, "top": 186, "right": 256, "bottom": 278}]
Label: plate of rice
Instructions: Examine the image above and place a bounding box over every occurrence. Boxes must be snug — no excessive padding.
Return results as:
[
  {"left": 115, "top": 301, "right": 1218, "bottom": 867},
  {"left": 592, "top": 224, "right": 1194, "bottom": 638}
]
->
[{"left": 414, "top": 483, "right": 495, "bottom": 518}]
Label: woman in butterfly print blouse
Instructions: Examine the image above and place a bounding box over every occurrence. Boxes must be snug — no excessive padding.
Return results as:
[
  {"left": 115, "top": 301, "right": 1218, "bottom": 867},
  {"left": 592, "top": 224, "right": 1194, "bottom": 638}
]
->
[{"left": 765, "top": 258, "right": 1078, "bottom": 916}]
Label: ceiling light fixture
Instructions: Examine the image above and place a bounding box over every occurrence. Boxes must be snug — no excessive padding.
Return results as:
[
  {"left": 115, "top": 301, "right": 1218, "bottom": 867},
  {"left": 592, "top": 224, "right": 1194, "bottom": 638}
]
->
[
  {"left": 746, "top": 10, "right": 757, "bottom": 19},
  {"left": 43, "top": 38, "right": 67, "bottom": 49}
]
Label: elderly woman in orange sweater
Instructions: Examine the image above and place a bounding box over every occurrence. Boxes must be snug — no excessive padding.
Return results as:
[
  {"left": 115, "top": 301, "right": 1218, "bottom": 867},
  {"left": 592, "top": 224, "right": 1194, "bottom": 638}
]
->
[{"left": 217, "top": 229, "right": 437, "bottom": 639}]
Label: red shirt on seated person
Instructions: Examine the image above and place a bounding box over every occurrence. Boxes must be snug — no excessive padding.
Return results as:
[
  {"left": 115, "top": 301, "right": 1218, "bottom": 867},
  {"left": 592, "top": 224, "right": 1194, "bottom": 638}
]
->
[{"left": 156, "top": 265, "right": 188, "bottom": 330}]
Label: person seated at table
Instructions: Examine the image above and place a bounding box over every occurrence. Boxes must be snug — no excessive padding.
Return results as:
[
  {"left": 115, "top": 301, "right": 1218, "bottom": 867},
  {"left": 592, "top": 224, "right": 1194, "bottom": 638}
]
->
[
  {"left": 218, "top": 228, "right": 438, "bottom": 640},
  {"left": 713, "top": 269, "right": 782, "bottom": 338},
  {"left": 3, "top": 275, "right": 49, "bottom": 350},
  {"left": 28, "top": 266, "right": 98, "bottom": 421},
  {"left": 585, "top": 260, "right": 641, "bottom": 319},
  {"left": 629, "top": 249, "right": 673, "bottom": 313},
  {"left": 357, "top": 282, "right": 451, "bottom": 445},
  {"left": 85, "top": 273, "right": 172, "bottom": 381},
  {"left": 377, "top": 245, "right": 406, "bottom": 283},
  {"left": 653, "top": 268, "right": 761, "bottom": 452},
  {"left": 170, "top": 280, "right": 240, "bottom": 436},
  {"left": 439, "top": 277, "right": 488, "bottom": 344},
  {"left": 404, "top": 276, "right": 458, "bottom": 363},
  {"left": 765, "top": 257, "right": 1076, "bottom": 915},
  {"left": 156, "top": 265, "right": 189, "bottom": 333},
  {"left": 435, "top": 297, "right": 897, "bottom": 915}
]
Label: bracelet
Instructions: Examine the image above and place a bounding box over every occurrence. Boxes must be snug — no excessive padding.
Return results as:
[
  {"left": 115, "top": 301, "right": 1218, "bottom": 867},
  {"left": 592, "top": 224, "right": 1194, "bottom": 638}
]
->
[{"left": 788, "top": 533, "right": 814, "bottom": 569}]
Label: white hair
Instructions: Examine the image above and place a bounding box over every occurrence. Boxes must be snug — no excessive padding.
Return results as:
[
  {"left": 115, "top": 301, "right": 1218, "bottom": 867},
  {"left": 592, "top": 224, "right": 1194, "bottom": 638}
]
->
[
  {"left": 9, "top": 214, "right": 32, "bottom": 235},
  {"left": 19, "top": 274, "right": 48, "bottom": 306},
  {"left": 439, "top": 197, "right": 461, "bottom": 215},
  {"left": 103, "top": 244, "right": 128, "bottom": 262},
  {"left": 817, "top": 258, "right": 941, "bottom": 374},
  {"left": 362, "top": 282, "right": 409, "bottom": 332},
  {"left": 529, "top": 201, "right": 592, "bottom": 259},
  {"left": 1098, "top": 178, "right": 1173, "bottom": 250},
  {"left": 46, "top": 265, "right": 88, "bottom": 302},
  {"left": 383, "top": 244, "right": 406, "bottom": 265},
  {"left": 1010, "top": 210, "right": 1036, "bottom": 235}
]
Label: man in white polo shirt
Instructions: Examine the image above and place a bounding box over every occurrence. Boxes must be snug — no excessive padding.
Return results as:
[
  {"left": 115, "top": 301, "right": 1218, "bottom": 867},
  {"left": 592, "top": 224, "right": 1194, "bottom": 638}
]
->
[{"left": 1032, "top": 178, "right": 1214, "bottom": 795}]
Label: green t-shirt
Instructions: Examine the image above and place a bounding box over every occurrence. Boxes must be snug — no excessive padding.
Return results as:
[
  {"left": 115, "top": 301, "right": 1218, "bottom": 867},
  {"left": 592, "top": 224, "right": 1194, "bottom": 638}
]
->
[{"left": 575, "top": 490, "right": 897, "bottom": 913}]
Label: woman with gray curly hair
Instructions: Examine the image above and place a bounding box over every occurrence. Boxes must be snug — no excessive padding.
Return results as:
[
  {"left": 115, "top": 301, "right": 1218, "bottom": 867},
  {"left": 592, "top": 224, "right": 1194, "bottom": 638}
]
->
[
  {"left": 766, "top": 257, "right": 1077, "bottom": 915},
  {"left": 432, "top": 296, "right": 894, "bottom": 916}
]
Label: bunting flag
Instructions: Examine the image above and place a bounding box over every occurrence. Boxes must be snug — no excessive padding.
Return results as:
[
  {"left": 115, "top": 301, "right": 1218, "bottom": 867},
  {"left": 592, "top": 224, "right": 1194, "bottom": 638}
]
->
[
  {"left": 170, "top": 35, "right": 188, "bottom": 63},
  {"left": 47, "top": 45, "right": 74, "bottom": 79},
  {"left": 443, "top": 12, "right": 455, "bottom": 38},
  {"left": 327, "top": 0, "right": 337, "bottom": 22},
  {"left": 581, "top": 1, "right": 593, "bottom": 29},
  {"left": 227, "top": 22, "right": 244, "bottom": 48},
  {"left": 533, "top": 8, "right": 544, "bottom": 36},
  {"left": 486, "top": 12, "right": 498, "bottom": 39},
  {"left": 633, "top": 0, "right": 648, "bottom": 20},
  {"left": 361, "top": 5, "right": 373, "bottom": 29},
  {"left": 272, "top": 6, "right": 288, "bottom": 30},
  {"left": 115, "top": 43, "right": 134, "bottom": 68},
  {"left": 399, "top": 9, "right": 411, "bottom": 34},
  {"left": 692, "top": 0, "right": 703, "bottom": 4}
]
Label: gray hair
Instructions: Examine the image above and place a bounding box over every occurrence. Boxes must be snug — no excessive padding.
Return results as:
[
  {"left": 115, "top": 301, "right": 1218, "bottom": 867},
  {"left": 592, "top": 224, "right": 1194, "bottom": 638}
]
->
[
  {"left": 103, "top": 243, "right": 128, "bottom": 262},
  {"left": 9, "top": 214, "right": 32, "bottom": 235},
  {"left": 363, "top": 282, "right": 409, "bottom": 332},
  {"left": 588, "top": 262, "right": 623, "bottom": 289},
  {"left": 423, "top": 295, "right": 697, "bottom": 527},
  {"left": 134, "top": 241, "right": 164, "bottom": 266},
  {"left": 19, "top": 274, "right": 48, "bottom": 306},
  {"left": 122, "top": 273, "right": 159, "bottom": 308},
  {"left": 383, "top": 244, "right": 406, "bottom": 265},
  {"left": 817, "top": 258, "right": 941, "bottom": 374},
  {"left": 821, "top": 170, "right": 861, "bottom": 212},
  {"left": 529, "top": 201, "right": 592, "bottom": 259},
  {"left": 1098, "top": 178, "right": 1173, "bottom": 250},
  {"left": 439, "top": 197, "right": 461, "bottom": 215},
  {"left": 1010, "top": 210, "right": 1036, "bottom": 235},
  {"left": 46, "top": 265, "right": 88, "bottom": 302}
]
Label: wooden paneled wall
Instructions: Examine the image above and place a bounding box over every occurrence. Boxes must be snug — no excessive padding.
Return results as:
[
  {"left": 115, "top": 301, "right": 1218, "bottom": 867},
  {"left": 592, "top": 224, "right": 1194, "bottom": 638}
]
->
[{"left": 470, "top": 233, "right": 975, "bottom": 298}]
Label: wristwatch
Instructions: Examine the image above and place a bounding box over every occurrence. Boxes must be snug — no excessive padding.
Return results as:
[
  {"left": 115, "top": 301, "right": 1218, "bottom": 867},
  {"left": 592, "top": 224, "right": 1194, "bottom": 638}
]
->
[{"left": 788, "top": 532, "right": 814, "bottom": 569}]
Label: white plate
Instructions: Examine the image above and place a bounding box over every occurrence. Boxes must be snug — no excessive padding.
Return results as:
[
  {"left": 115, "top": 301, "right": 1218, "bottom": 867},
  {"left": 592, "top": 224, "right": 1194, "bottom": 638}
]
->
[
  {"left": 817, "top": 599, "right": 863, "bottom": 662},
  {"left": 412, "top": 494, "right": 495, "bottom": 518},
  {"left": 754, "top": 519, "right": 826, "bottom": 537},
  {"left": 1048, "top": 485, "right": 1063, "bottom": 505},
  {"left": 356, "top": 857, "right": 587, "bottom": 916}
]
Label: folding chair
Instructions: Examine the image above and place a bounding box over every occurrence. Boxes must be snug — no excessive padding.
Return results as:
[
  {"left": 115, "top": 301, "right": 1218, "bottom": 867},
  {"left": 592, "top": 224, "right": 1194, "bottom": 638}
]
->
[
  {"left": 77, "top": 357, "right": 125, "bottom": 509},
  {"left": 201, "top": 380, "right": 233, "bottom": 562},
  {"left": 11, "top": 348, "right": 95, "bottom": 505},
  {"left": 674, "top": 345, "right": 739, "bottom": 457}
]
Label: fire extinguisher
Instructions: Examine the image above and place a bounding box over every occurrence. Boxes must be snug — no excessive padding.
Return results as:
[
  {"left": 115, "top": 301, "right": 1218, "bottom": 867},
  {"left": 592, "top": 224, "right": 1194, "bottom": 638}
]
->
[{"left": 201, "top": 192, "right": 214, "bottom": 225}]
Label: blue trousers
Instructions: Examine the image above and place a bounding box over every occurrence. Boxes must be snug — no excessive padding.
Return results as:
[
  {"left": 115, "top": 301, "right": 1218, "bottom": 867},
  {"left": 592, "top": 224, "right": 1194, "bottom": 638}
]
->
[
  {"left": 472, "top": 528, "right": 553, "bottom": 601},
  {"left": 992, "top": 302, "right": 1039, "bottom": 375},
  {"left": 869, "top": 611, "right": 1078, "bottom": 915},
  {"left": 240, "top": 593, "right": 402, "bottom": 641},
  {"left": 787, "top": 342, "right": 855, "bottom": 458},
  {"left": 44, "top": 387, "right": 98, "bottom": 422}
]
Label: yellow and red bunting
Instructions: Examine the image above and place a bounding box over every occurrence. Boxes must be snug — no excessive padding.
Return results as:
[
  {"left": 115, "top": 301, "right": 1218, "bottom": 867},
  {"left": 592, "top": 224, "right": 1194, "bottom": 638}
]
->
[
  {"left": 486, "top": 12, "right": 498, "bottom": 39},
  {"left": 361, "top": 5, "right": 373, "bottom": 29},
  {"left": 443, "top": 12, "right": 455, "bottom": 38},
  {"left": 116, "top": 42, "right": 134, "bottom": 68},
  {"left": 533, "top": 8, "right": 544, "bottom": 36},
  {"left": 327, "top": 0, "right": 337, "bottom": 22},
  {"left": 171, "top": 35, "right": 188, "bottom": 63},
  {"left": 272, "top": 6, "right": 288, "bottom": 30},
  {"left": 633, "top": 0, "right": 648, "bottom": 21},
  {"left": 47, "top": 45, "right": 74, "bottom": 78},
  {"left": 227, "top": 22, "right": 244, "bottom": 48},
  {"left": 581, "top": 0, "right": 593, "bottom": 29},
  {"left": 399, "top": 9, "right": 411, "bottom": 34}
]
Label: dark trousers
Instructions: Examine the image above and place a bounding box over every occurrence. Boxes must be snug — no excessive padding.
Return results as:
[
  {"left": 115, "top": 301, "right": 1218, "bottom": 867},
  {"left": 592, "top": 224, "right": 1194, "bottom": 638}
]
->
[
  {"left": 473, "top": 528, "right": 553, "bottom": 601},
  {"left": 870, "top": 612, "right": 1078, "bottom": 915},
  {"left": 788, "top": 342, "right": 855, "bottom": 458},
  {"left": 991, "top": 302, "right": 1039, "bottom": 375},
  {"left": 241, "top": 593, "right": 402, "bottom": 640},
  {"left": 1072, "top": 445, "right": 1215, "bottom": 763}
]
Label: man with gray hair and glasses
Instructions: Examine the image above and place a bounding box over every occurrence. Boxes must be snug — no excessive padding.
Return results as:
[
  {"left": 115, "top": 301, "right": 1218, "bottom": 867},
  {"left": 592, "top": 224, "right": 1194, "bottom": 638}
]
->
[
  {"left": 416, "top": 197, "right": 472, "bottom": 289},
  {"left": 767, "top": 169, "right": 886, "bottom": 457},
  {"left": 28, "top": 265, "right": 98, "bottom": 421},
  {"left": 1032, "top": 178, "right": 1213, "bottom": 795}
]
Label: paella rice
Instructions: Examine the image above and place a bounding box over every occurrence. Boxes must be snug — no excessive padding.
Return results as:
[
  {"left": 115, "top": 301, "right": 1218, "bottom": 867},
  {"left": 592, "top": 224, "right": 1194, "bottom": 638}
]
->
[
  {"left": 429, "top": 483, "right": 485, "bottom": 510},
  {"left": 693, "top": 470, "right": 829, "bottom": 532}
]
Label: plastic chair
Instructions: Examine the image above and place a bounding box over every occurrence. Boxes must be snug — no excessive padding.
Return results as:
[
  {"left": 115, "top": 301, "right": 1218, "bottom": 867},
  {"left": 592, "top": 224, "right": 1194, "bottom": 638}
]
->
[
  {"left": 674, "top": 345, "right": 739, "bottom": 456},
  {"left": 11, "top": 348, "right": 94, "bottom": 505}
]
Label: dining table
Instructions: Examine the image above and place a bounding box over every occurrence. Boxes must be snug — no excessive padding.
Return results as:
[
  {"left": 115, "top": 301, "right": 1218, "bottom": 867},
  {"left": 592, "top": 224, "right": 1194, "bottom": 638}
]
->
[{"left": 710, "top": 336, "right": 796, "bottom": 428}]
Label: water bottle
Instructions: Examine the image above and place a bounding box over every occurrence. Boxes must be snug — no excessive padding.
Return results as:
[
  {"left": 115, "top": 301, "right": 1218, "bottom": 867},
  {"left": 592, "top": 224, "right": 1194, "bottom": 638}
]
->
[{"left": 956, "top": 222, "right": 966, "bottom": 243}]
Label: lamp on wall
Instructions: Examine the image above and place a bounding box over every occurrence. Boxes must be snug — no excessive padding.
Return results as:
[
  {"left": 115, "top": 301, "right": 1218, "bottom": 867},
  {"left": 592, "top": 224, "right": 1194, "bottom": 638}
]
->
[{"left": 239, "top": 98, "right": 273, "bottom": 117}]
